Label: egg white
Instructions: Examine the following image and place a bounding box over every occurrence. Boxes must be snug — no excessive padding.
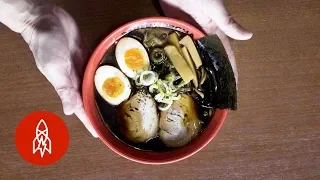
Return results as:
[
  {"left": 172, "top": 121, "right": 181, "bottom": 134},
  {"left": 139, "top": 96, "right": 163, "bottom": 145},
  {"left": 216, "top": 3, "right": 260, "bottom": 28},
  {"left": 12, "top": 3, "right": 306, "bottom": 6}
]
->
[
  {"left": 115, "top": 37, "right": 150, "bottom": 79},
  {"left": 94, "top": 65, "right": 131, "bottom": 105}
]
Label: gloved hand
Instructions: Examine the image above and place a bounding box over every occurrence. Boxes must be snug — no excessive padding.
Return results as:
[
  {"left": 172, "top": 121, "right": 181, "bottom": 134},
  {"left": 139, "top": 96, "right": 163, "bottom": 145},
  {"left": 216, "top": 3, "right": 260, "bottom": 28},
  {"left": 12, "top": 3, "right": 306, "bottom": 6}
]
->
[
  {"left": 0, "top": 0, "right": 98, "bottom": 137},
  {"left": 160, "top": 0, "right": 253, "bottom": 83}
]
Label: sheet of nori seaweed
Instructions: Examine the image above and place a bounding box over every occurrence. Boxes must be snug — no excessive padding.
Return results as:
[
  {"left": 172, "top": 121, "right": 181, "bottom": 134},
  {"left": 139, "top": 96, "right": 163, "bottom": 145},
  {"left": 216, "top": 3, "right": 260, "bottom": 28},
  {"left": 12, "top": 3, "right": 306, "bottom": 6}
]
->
[{"left": 195, "top": 35, "right": 237, "bottom": 110}]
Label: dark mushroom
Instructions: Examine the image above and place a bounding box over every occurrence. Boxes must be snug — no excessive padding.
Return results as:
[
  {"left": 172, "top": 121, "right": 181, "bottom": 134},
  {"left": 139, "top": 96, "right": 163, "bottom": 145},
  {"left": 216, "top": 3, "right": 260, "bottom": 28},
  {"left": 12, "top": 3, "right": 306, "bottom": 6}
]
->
[
  {"left": 150, "top": 47, "right": 167, "bottom": 65},
  {"left": 143, "top": 28, "right": 172, "bottom": 48}
]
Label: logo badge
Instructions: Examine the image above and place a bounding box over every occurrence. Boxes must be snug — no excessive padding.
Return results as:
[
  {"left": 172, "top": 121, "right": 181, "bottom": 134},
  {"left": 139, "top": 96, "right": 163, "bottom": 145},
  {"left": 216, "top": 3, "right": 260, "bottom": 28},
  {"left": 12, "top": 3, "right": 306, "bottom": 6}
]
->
[
  {"left": 32, "top": 119, "right": 52, "bottom": 158},
  {"left": 15, "top": 111, "right": 69, "bottom": 165}
]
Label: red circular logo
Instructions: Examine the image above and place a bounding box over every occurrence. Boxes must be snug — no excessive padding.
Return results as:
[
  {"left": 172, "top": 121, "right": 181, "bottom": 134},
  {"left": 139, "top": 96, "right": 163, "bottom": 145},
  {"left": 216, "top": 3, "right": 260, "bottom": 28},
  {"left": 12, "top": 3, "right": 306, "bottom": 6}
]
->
[{"left": 15, "top": 111, "right": 69, "bottom": 165}]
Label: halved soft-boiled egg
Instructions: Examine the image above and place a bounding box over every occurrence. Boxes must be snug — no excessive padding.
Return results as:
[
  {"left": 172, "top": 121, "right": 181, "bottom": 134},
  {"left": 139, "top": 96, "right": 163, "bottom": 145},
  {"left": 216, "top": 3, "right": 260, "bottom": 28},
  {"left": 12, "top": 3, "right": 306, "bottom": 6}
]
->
[
  {"left": 94, "top": 65, "right": 131, "bottom": 105},
  {"left": 115, "top": 37, "right": 150, "bottom": 79}
]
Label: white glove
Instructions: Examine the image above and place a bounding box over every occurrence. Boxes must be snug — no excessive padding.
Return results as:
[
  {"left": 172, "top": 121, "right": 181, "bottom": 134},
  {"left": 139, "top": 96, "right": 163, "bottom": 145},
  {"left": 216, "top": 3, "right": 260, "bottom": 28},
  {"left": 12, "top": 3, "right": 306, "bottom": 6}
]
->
[
  {"left": 0, "top": 0, "right": 98, "bottom": 137},
  {"left": 160, "top": 0, "right": 253, "bottom": 83}
]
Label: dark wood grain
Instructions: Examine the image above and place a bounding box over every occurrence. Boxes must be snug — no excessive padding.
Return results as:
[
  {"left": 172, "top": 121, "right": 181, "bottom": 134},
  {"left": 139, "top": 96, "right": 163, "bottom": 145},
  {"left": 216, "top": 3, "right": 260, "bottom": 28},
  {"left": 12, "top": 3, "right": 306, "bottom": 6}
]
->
[{"left": 0, "top": 0, "right": 319, "bottom": 179}]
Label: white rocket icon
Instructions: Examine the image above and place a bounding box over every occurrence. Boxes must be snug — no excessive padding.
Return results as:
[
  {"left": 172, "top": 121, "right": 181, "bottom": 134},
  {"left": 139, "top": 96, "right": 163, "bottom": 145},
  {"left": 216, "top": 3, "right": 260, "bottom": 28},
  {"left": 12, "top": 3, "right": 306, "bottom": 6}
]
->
[{"left": 32, "top": 119, "right": 52, "bottom": 158}]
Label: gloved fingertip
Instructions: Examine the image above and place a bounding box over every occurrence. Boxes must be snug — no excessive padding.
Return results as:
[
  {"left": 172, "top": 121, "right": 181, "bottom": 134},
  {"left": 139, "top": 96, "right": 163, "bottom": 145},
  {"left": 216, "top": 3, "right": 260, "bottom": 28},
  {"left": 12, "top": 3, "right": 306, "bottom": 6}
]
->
[
  {"left": 74, "top": 109, "right": 99, "bottom": 138},
  {"left": 91, "top": 131, "right": 99, "bottom": 138},
  {"left": 217, "top": 16, "right": 253, "bottom": 41},
  {"left": 85, "top": 124, "right": 99, "bottom": 138},
  {"left": 224, "top": 26, "right": 253, "bottom": 41},
  {"left": 239, "top": 31, "right": 253, "bottom": 40}
]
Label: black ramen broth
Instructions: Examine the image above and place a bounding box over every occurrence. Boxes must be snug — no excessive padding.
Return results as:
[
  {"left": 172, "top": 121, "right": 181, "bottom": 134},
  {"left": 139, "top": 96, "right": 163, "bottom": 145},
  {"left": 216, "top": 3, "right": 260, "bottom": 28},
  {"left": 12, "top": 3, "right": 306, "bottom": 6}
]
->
[{"left": 95, "top": 27, "right": 216, "bottom": 152}]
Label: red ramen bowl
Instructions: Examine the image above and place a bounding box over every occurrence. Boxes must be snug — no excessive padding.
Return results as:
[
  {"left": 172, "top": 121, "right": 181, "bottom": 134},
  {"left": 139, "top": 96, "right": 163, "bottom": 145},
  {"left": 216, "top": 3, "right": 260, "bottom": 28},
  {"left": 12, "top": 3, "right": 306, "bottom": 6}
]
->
[{"left": 83, "top": 17, "right": 228, "bottom": 164}]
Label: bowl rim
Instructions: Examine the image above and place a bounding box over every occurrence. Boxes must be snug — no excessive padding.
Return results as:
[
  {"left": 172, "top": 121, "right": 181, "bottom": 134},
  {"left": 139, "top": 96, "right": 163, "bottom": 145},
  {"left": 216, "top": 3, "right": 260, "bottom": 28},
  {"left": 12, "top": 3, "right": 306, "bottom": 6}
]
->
[{"left": 83, "top": 16, "right": 228, "bottom": 164}]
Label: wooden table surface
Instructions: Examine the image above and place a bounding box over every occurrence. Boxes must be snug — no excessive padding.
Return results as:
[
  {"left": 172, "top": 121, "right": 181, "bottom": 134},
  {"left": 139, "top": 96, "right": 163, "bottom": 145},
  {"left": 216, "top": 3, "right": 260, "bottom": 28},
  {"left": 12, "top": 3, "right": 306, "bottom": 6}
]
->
[{"left": 0, "top": 0, "right": 319, "bottom": 179}]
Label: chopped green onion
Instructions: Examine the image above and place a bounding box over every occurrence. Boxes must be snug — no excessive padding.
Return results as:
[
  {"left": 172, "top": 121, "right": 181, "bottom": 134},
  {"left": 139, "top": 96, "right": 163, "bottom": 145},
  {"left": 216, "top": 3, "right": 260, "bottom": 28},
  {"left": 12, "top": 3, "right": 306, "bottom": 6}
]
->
[
  {"left": 149, "top": 84, "right": 159, "bottom": 93},
  {"left": 148, "top": 72, "right": 189, "bottom": 111},
  {"left": 140, "top": 71, "right": 159, "bottom": 86}
]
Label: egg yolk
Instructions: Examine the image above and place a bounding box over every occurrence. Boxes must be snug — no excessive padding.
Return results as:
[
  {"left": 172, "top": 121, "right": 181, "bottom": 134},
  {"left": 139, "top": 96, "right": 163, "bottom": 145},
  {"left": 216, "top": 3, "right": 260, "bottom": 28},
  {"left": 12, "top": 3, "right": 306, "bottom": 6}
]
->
[
  {"left": 103, "top": 77, "right": 124, "bottom": 98},
  {"left": 124, "top": 48, "right": 145, "bottom": 70}
]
